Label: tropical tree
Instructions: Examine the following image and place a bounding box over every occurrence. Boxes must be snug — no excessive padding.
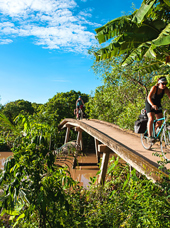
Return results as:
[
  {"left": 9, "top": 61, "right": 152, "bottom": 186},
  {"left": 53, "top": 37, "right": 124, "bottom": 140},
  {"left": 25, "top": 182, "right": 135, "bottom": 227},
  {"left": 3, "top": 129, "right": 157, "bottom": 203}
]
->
[
  {"left": 1, "top": 100, "right": 35, "bottom": 124},
  {"left": 37, "top": 90, "right": 89, "bottom": 148},
  {"left": 0, "top": 111, "right": 79, "bottom": 227},
  {"left": 0, "top": 113, "right": 20, "bottom": 149},
  {"left": 0, "top": 136, "right": 76, "bottom": 228},
  {"left": 94, "top": 0, "right": 170, "bottom": 69},
  {"left": 87, "top": 55, "right": 170, "bottom": 129},
  {"left": 41, "top": 90, "right": 89, "bottom": 123}
]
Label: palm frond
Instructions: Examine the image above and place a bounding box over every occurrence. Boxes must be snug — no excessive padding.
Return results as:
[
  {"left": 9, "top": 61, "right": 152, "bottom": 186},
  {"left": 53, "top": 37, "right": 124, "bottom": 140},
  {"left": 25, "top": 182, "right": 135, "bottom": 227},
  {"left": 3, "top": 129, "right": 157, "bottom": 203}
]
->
[
  {"left": 132, "top": 0, "right": 156, "bottom": 23},
  {"left": 163, "top": 0, "right": 170, "bottom": 7},
  {"left": 94, "top": 28, "right": 158, "bottom": 62},
  {"left": 95, "top": 14, "right": 135, "bottom": 44},
  {"left": 94, "top": 17, "right": 163, "bottom": 61},
  {"left": 0, "top": 114, "right": 16, "bottom": 132},
  {"left": 94, "top": 0, "right": 170, "bottom": 67},
  {"left": 122, "top": 43, "right": 150, "bottom": 66},
  {"left": 152, "top": 23, "right": 170, "bottom": 46},
  {"left": 133, "top": 61, "right": 163, "bottom": 74}
]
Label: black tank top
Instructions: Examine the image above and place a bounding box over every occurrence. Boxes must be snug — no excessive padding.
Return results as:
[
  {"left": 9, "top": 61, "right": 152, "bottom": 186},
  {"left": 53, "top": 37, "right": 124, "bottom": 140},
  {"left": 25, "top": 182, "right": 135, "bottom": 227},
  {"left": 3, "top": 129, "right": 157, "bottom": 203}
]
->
[{"left": 151, "top": 86, "right": 165, "bottom": 106}]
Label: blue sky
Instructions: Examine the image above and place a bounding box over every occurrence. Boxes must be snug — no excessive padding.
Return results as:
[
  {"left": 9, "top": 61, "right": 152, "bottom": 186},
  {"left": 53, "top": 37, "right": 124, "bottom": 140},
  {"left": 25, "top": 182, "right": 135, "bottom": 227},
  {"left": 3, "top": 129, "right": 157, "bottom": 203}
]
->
[{"left": 0, "top": 0, "right": 142, "bottom": 105}]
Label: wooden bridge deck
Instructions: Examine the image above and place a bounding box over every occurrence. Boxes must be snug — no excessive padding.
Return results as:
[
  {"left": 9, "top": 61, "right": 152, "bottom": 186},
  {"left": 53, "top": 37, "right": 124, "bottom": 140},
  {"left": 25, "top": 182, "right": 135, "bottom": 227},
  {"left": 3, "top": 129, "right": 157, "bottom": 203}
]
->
[{"left": 58, "top": 118, "right": 170, "bottom": 183}]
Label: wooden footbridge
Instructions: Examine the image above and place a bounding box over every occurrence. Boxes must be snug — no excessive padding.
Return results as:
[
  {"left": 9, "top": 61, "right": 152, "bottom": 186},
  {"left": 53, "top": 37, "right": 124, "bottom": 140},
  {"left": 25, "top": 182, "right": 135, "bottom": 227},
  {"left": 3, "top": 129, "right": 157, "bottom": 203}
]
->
[{"left": 58, "top": 118, "right": 170, "bottom": 185}]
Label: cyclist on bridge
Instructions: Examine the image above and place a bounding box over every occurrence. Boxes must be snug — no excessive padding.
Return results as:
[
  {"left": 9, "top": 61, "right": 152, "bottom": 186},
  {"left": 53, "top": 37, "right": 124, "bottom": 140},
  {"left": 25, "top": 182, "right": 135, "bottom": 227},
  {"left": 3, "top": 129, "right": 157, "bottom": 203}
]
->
[
  {"left": 76, "top": 96, "right": 85, "bottom": 119},
  {"left": 145, "top": 76, "right": 170, "bottom": 142}
]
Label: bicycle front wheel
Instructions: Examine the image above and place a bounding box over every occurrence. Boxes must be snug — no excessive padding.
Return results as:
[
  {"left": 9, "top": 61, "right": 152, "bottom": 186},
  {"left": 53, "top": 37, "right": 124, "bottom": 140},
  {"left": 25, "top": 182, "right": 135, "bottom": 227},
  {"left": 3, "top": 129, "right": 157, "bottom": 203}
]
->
[
  {"left": 141, "top": 133, "right": 152, "bottom": 150},
  {"left": 160, "top": 129, "right": 170, "bottom": 161}
]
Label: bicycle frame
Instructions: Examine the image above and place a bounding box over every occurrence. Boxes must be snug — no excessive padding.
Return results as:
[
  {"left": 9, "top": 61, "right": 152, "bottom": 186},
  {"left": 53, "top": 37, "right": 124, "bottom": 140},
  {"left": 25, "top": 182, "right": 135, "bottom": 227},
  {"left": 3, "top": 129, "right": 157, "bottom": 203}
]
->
[
  {"left": 144, "top": 110, "right": 167, "bottom": 140},
  {"left": 141, "top": 110, "right": 170, "bottom": 156},
  {"left": 77, "top": 107, "right": 83, "bottom": 120},
  {"left": 152, "top": 117, "right": 165, "bottom": 139}
]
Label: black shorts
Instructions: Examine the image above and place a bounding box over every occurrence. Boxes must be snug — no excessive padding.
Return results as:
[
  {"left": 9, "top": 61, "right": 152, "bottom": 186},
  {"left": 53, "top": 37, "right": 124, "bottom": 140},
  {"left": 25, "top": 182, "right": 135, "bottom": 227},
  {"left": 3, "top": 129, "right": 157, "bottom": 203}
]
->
[{"left": 145, "top": 100, "right": 162, "bottom": 114}]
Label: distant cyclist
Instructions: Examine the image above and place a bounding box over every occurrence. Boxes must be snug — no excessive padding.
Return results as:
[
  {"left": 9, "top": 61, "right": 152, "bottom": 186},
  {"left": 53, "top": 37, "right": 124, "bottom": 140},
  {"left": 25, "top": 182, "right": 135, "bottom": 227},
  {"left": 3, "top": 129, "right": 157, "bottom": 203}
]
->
[
  {"left": 145, "top": 76, "right": 170, "bottom": 142},
  {"left": 76, "top": 96, "right": 84, "bottom": 119}
]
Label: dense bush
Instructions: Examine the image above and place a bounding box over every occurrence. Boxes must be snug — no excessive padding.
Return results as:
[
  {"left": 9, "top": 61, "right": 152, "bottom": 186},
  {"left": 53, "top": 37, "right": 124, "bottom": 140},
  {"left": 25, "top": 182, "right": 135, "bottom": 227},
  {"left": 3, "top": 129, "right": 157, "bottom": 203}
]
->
[{"left": 1, "top": 147, "right": 170, "bottom": 228}]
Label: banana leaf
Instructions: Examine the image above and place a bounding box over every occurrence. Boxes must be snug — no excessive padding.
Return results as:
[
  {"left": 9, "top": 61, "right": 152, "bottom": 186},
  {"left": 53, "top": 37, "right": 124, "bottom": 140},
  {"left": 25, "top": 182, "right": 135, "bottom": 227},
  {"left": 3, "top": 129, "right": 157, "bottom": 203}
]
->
[
  {"left": 122, "top": 43, "right": 151, "bottom": 66},
  {"left": 133, "top": 61, "right": 163, "bottom": 74},
  {"left": 152, "top": 23, "right": 170, "bottom": 46},
  {"left": 132, "top": 0, "right": 156, "bottom": 23},
  {"left": 95, "top": 14, "right": 135, "bottom": 44},
  {"left": 163, "top": 0, "right": 170, "bottom": 7}
]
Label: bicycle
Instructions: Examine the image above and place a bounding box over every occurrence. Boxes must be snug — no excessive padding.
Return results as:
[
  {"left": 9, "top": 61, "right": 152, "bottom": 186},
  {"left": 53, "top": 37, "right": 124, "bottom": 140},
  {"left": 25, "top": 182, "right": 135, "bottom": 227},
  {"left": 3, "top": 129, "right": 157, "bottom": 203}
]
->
[
  {"left": 77, "top": 107, "right": 83, "bottom": 120},
  {"left": 141, "top": 109, "right": 170, "bottom": 161},
  {"left": 74, "top": 106, "right": 84, "bottom": 120}
]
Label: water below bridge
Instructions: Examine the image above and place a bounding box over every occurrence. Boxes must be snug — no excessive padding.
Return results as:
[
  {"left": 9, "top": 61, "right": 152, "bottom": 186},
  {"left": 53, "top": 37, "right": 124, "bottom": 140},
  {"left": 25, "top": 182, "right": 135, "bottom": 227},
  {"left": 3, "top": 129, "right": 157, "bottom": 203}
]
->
[{"left": 0, "top": 151, "right": 102, "bottom": 189}]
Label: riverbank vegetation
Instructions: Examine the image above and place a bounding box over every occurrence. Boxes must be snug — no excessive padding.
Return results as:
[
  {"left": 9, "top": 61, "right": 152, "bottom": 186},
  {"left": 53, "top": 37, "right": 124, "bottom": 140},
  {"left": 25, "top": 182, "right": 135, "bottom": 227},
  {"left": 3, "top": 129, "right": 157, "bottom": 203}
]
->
[
  {"left": 1, "top": 137, "right": 170, "bottom": 227},
  {"left": 0, "top": 73, "right": 170, "bottom": 228},
  {"left": 0, "top": 0, "right": 170, "bottom": 227}
]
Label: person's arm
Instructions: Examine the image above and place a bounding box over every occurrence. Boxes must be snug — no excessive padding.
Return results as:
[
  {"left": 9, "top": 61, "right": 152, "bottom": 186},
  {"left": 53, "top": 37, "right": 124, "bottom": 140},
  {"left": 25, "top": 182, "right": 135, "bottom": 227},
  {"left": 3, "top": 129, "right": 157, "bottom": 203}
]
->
[
  {"left": 147, "top": 86, "right": 158, "bottom": 110},
  {"left": 76, "top": 100, "right": 78, "bottom": 106},
  {"left": 82, "top": 100, "right": 85, "bottom": 105},
  {"left": 165, "top": 87, "right": 170, "bottom": 99}
]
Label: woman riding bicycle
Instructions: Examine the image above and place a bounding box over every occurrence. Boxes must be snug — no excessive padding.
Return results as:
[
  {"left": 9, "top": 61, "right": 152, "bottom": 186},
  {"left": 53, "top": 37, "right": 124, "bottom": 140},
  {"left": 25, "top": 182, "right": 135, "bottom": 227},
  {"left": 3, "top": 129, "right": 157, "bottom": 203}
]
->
[
  {"left": 146, "top": 76, "right": 170, "bottom": 142},
  {"left": 76, "top": 96, "right": 85, "bottom": 119}
]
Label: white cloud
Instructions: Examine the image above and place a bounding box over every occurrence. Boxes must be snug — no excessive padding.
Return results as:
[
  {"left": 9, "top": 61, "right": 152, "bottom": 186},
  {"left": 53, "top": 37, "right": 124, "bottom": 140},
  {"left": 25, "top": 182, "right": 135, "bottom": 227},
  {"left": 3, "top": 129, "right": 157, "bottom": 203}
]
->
[
  {"left": 0, "top": 39, "right": 13, "bottom": 44},
  {"left": 0, "top": 0, "right": 76, "bottom": 17},
  {"left": 0, "top": 0, "right": 98, "bottom": 53}
]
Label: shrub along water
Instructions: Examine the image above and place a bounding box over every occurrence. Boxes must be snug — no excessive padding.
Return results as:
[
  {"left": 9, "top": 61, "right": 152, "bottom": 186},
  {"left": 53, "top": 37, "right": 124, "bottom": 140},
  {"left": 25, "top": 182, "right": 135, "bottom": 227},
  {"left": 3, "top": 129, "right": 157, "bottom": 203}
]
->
[{"left": 1, "top": 148, "right": 170, "bottom": 227}]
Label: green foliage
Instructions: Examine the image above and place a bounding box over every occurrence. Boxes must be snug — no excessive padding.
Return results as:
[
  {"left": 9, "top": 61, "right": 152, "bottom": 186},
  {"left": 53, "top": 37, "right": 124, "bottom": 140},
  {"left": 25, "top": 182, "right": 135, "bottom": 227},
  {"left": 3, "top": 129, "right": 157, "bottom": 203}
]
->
[
  {"left": 0, "top": 139, "right": 10, "bottom": 151},
  {"left": 1, "top": 100, "right": 35, "bottom": 124},
  {"left": 0, "top": 113, "right": 20, "bottom": 149},
  {"left": 40, "top": 90, "right": 89, "bottom": 123},
  {"left": 0, "top": 125, "right": 77, "bottom": 227},
  {"left": 94, "top": 0, "right": 170, "bottom": 70},
  {"left": 39, "top": 156, "right": 170, "bottom": 228},
  {"left": 0, "top": 109, "right": 170, "bottom": 227},
  {"left": 37, "top": 90, "right": 89, "bottom": 148},
  {"left": 87, "top": 55, "right": 170, "bottom": 130},
  {"left": 0, "top": 90, "right": 90, "bottom": 150},
  {"left": 73, "top": 156, "right": 170, "bottom": 228},
  {"left": 1, "top": 87, "right": 170, "bottom": 227},
  {"left": 117, "top": 102, "right": 144, "bottom": 129}
]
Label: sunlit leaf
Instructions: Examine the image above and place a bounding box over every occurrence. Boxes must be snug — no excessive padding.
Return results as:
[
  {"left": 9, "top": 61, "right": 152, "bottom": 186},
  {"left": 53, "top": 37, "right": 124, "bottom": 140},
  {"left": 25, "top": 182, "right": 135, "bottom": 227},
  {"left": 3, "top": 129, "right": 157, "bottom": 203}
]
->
[
  {"left": 152, "top": 23, "right": 170, "bottom": 46},
  {"left": 132, "top": 0, "right": 156, "bottom": 23}
]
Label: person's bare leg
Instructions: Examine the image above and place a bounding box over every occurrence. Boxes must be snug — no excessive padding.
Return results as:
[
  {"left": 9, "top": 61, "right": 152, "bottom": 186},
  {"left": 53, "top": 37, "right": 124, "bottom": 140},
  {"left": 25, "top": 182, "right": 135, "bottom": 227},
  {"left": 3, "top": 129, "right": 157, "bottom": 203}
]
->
[
  {"left": 76, "top": 107, "right": 79, "bottom": 118},
  {"left": 155, "top": 113, "right": 163, "bottom": 131},
  {"left": 147, "top": 112, "right": 155, "bottom": 137}
]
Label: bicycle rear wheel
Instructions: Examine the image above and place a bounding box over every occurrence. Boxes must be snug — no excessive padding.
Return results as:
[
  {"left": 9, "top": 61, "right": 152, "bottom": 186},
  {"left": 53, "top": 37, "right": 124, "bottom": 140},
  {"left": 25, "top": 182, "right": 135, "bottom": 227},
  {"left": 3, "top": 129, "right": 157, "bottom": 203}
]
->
[
  {"left": 160, "top": 129, "right": 170, "bottom": 161},
  {"left": 141, "top": 133, "right": 153, "bottom": 150}
]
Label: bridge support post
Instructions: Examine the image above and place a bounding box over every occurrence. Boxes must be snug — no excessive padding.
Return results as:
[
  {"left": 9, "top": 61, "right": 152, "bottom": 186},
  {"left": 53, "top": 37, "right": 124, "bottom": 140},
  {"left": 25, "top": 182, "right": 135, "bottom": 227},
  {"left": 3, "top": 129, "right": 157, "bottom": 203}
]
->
[
  {"left": 64, "top": 124, "right": 71, "bottom": 144},
  {"left": 75, "top": 127, "right": 83, "bottom": 151},
  {"left": 94, "top": 138, "right": 100, "bottom": 164},
  {"left": 98, "top": 144, "right": 111, "bottom": 185}
]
